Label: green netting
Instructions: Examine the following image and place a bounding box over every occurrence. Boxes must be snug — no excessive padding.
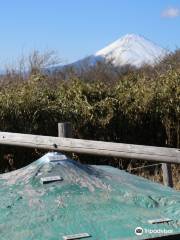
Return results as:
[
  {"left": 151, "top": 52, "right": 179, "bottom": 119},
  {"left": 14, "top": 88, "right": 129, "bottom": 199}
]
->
[{"left": 0, "top": 152, "right": 180, "bottom": 240}]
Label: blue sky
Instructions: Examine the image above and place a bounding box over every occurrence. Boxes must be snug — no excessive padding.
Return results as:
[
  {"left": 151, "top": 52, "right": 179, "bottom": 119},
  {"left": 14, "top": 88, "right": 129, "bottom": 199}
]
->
[{"left": 0, "top": 0, "right": 180, "bottom": 66}]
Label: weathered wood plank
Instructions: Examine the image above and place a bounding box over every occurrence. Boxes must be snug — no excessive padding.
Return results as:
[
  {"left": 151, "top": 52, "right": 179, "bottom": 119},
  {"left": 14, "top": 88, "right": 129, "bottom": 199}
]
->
[
  {"left": 0, "top": 132, "right": 179, "bottom": 164},
  {"left": 162, "top": 163, "right": 173, "bottom": 187},
  {"left": 58, "top": 122, "right": 72, "bottom": 138}
]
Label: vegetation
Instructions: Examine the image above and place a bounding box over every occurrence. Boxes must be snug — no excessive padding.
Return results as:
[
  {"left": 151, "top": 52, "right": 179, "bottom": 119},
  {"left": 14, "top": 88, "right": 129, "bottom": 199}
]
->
[{"left": 0, "top": 50, "right": 179, "bottom": 189}]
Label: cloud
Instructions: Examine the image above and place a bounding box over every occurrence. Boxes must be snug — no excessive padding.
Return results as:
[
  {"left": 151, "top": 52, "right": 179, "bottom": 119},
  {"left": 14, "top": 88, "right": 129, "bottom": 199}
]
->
[{"left": 162, "top": 7, "right": 180, "bottom": 18}]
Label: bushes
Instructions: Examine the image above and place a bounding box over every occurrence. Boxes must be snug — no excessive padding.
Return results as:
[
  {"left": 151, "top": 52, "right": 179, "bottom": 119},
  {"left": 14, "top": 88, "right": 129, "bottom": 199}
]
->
[{"left": 0, "top": 51, "right": 179, "bottom": 176}]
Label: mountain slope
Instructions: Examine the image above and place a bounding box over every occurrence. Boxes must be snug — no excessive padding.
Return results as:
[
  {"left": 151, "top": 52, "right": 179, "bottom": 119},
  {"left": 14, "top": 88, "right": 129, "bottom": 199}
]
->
[
  {"left": 69, "top": 34, "right": 167, "bottom": 69},
  {"left": 94, "top": 34, "right": 167, "bottom": 67}
]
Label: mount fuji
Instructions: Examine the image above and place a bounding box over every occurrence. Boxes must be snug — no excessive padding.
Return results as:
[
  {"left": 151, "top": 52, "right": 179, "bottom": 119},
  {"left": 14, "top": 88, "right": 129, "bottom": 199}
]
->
[{"left": 70, "top": 34, "right": 167, "bottom": 69}]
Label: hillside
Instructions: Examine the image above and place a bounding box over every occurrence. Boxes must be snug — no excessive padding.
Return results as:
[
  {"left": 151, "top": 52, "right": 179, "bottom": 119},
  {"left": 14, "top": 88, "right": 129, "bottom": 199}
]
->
[{"left": 68, "top": 34, "right": 167, "bottom": 69}]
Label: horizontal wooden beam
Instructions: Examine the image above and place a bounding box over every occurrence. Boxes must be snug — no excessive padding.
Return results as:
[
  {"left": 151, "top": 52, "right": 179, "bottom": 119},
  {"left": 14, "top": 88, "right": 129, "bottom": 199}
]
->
[{"left": 0, "top": 132, "right": 179, "bottom": 164}]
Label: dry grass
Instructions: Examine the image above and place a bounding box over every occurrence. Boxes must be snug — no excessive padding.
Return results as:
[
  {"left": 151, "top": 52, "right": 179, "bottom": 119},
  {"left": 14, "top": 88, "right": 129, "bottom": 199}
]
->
[{"left": 129, "top": 164, "right": 180, "bottom": 190}]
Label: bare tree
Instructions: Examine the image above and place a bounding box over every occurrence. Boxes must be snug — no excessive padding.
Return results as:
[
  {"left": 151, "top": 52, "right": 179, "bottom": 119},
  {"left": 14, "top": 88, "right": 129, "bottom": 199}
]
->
[{"left": 28, "top": 50, "right": 60, "bottom": 75}]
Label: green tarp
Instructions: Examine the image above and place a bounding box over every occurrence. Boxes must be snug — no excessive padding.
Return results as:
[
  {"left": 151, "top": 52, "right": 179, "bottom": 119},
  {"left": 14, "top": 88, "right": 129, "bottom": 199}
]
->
[{"left": 0, "top": 152, "right": 180, "bottom": 239}]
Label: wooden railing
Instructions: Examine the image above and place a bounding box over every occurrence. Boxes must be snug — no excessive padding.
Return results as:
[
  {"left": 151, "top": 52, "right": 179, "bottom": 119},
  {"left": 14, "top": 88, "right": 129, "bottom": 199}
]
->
[{"left": 0, "top": 122, "right": 179, "bottom": 187}]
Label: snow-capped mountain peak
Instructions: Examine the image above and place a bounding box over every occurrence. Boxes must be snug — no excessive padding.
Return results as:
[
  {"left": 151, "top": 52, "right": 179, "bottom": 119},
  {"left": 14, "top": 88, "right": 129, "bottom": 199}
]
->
[{"left": 94, "top": 34, "right": 167, "bottom": 67}]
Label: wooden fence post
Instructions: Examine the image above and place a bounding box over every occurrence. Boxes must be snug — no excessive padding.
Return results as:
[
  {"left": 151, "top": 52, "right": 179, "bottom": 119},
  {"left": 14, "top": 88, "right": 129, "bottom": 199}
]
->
[
  {"left": 162, "top": 163, "right": 173, "bottom": 188},
  {"left": 58, "top": 122, "right": 72, "bottom": 138}
]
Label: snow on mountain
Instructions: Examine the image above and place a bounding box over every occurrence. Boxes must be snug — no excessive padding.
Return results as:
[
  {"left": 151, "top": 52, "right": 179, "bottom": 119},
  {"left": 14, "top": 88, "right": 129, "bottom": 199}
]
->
[
  {"left": 94, "top": 34, "right": 167, "bottom": 67},
  {"left": 69, "top": 34, "right": 167, "bottom": 69}
]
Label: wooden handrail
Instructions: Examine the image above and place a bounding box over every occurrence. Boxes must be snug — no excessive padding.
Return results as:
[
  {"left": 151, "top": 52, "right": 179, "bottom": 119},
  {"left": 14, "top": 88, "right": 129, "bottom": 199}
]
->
[{"left": 0, "top": 131, "right": 179, "bottom": 164}]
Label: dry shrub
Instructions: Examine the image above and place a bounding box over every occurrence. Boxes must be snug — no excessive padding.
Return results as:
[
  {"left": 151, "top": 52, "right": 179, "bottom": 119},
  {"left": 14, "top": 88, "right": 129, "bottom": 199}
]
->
[{"left": 0, "top": 50, "right": 179, "bottom": 189}]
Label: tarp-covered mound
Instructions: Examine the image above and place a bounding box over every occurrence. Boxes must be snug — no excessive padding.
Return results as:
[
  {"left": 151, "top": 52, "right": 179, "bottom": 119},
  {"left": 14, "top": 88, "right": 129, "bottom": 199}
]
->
[{"left": 0, "top": 152, "right": 179, "bottom": 240}]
